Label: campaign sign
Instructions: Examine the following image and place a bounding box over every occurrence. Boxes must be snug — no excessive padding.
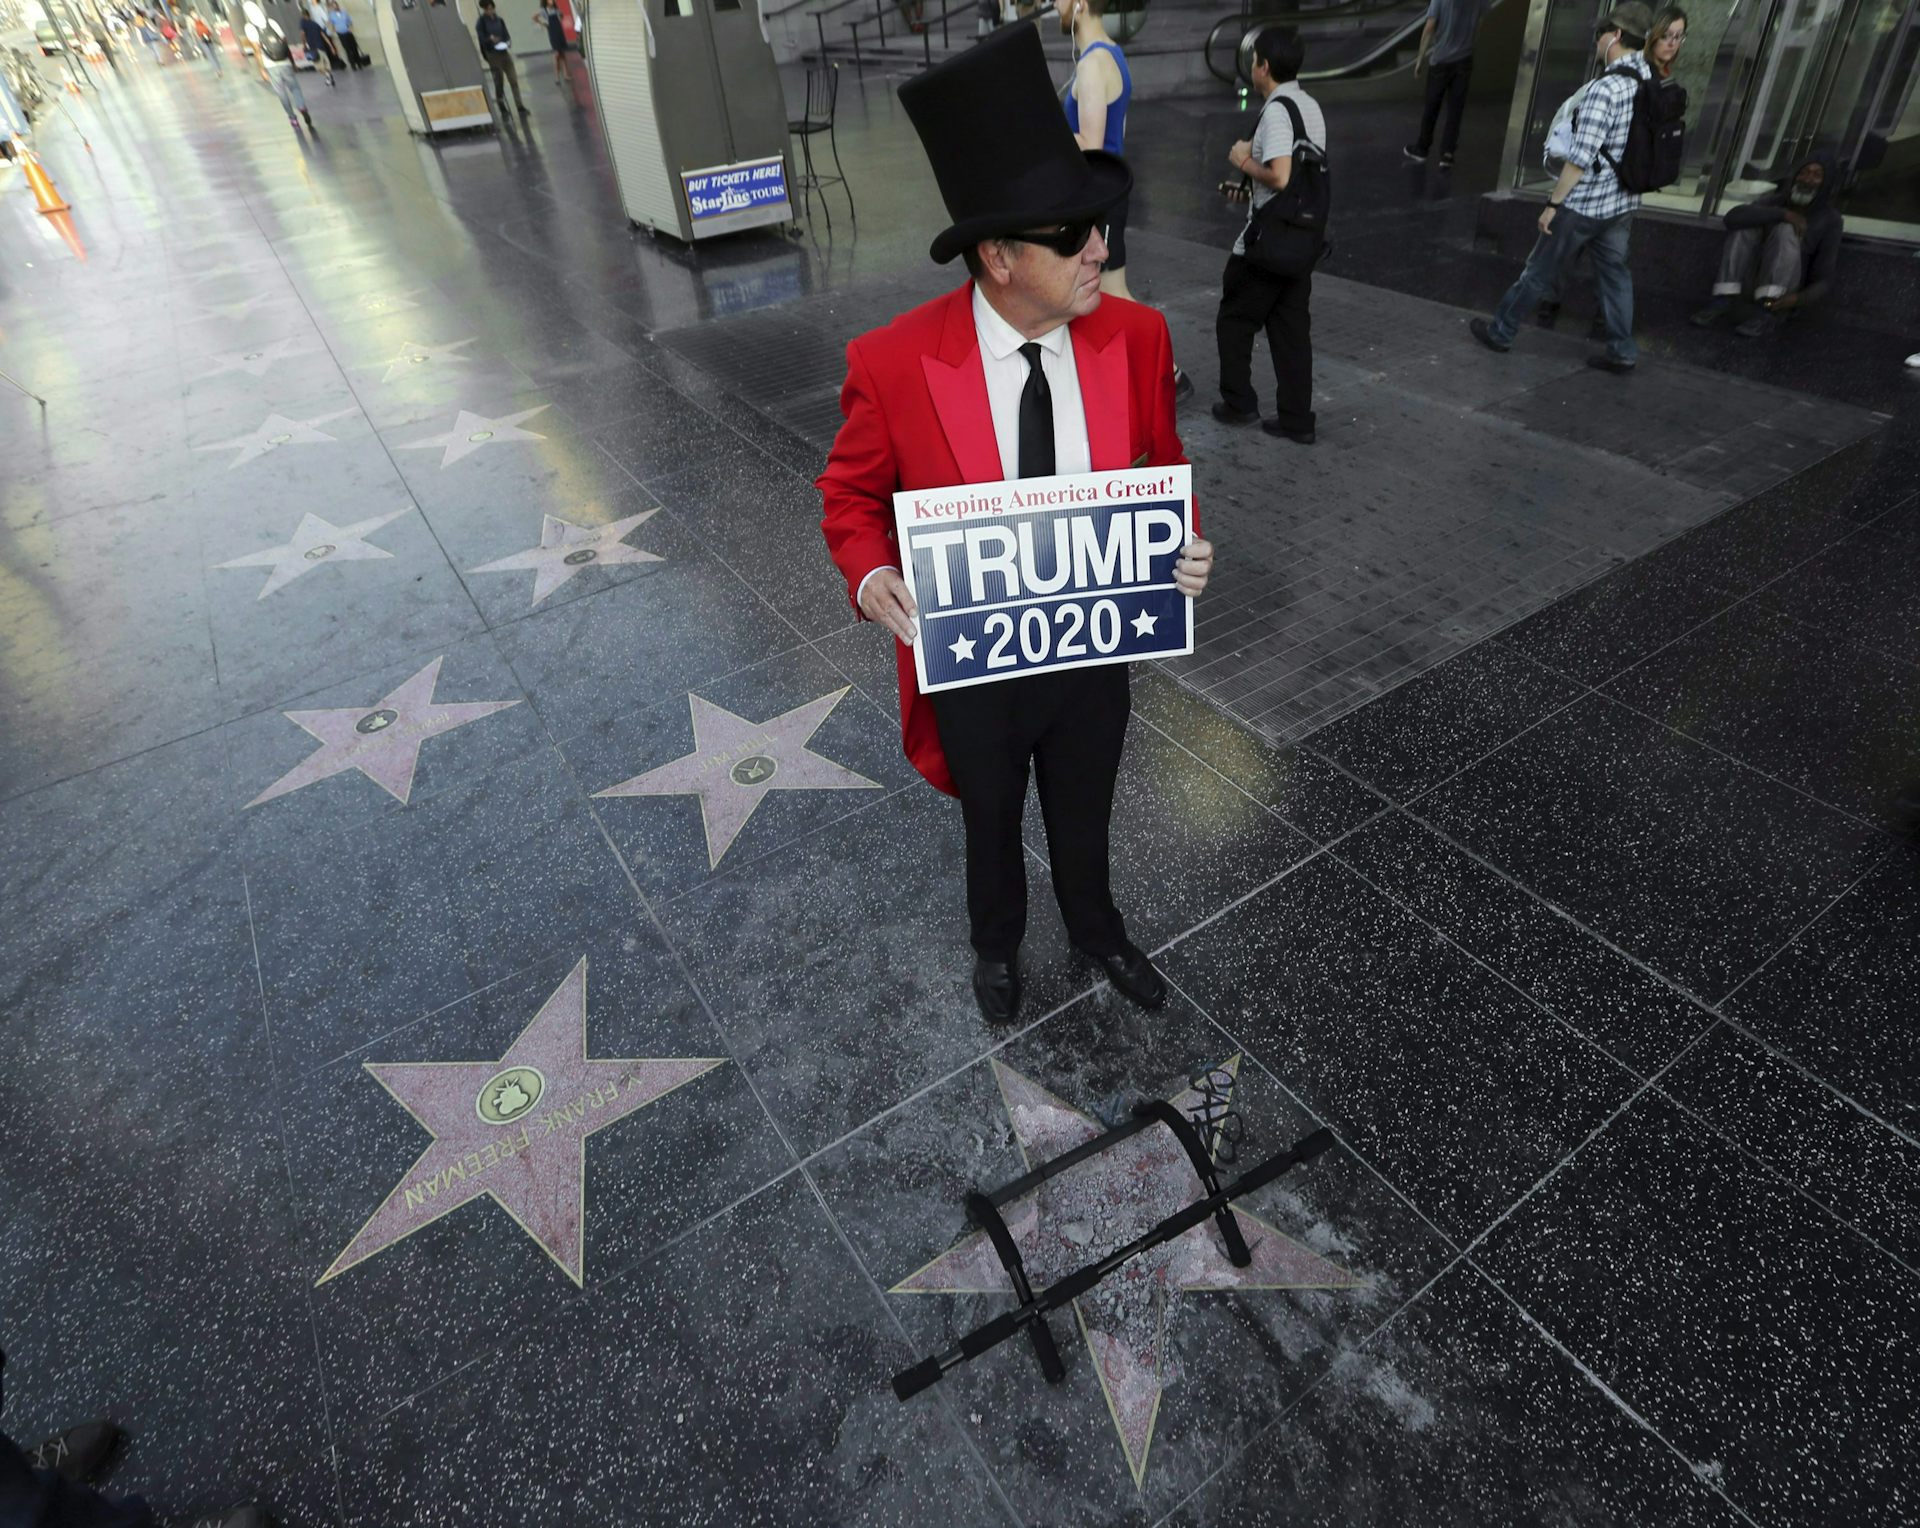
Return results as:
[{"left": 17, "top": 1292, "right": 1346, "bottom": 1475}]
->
[
  {"left": 894, "top": 466, "right": 1194, "bottom": 695},
  {"left": 680, "top": 156, "right": 789, "bottom": 222}
]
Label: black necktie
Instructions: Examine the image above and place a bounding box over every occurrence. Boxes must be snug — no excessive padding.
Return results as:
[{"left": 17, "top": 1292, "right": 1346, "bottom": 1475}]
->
[{"left": 1017, "top": 341, "right": 1055, "bottom": 479}]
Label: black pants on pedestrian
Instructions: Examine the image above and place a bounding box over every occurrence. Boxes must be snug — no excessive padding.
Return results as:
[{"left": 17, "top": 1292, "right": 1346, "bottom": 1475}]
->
[
  {"left": 1216, "top": 254, "right": 1314, "bottom": 433},
  {"left": 340, "top": 31, "right": 368, "bottom": 67},
  {"left": 930, "top": 665, "right": 1130, "bottom": 962},
  {"left": 1414, "top": 56, "right": 1473, "bottom": 157}
]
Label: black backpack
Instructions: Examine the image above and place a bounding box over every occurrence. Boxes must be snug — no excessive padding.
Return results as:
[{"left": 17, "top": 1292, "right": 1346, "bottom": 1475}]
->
[
  {"left": 1242, "top": 94, "right": 1330, "bottom": 279},
  {"left": 1596, "top": 64, "right": 1687, "bottom": 193}
]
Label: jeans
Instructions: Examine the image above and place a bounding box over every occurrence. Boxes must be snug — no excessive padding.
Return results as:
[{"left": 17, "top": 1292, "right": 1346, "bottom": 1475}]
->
[
  {"left": 268, "top": 66, "right": 306, "bottom": 118},
  {"left": 1489, "top": 205, "right": 1635, "bottom": 364},
  {"left": 1414, "top": 56, "right": 1472, "bottom": 157}
]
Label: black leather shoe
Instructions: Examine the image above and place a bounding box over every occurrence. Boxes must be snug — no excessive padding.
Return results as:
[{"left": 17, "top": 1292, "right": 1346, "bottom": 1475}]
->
[
  {"left": 1079, "top": 941, "right": 1167, "bottom": 1010},
  {"left": 972, "top": 955, "right": 1021, "bottom": 1023},
  {"left": 1468, "top": 317, "right": 1510, "bottom": 353},
  {"left": 1210, "top": 400, "right": 1259, "bottom": 427},
  {"left": 1173, "top": 367, "right": 1195, "bottom": 404},
  {"left": 1586, "top": 354, "right": 1635, "bottom": 375},
  {"left": 1261, "top": 419, "right": 1315, "bottom": 444},
  {"left": 27, "top": 1420, "right": 121, "bottom": 1483}
]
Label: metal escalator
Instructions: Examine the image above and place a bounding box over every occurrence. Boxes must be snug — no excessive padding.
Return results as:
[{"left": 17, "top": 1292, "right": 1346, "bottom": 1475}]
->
[{"left": 1203, "top": 0, "right": 1493, "bottom": 88}]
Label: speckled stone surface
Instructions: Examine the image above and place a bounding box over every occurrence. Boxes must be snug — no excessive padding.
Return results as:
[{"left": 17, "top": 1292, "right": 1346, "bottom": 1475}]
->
[{"left": 3, "top": 51, "right": 1916, "bottom": 1528}]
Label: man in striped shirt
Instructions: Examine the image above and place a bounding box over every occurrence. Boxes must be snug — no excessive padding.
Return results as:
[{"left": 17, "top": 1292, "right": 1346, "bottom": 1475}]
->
[{"left": 1472, "top": 2, "right": 1651, "bottom": 373}]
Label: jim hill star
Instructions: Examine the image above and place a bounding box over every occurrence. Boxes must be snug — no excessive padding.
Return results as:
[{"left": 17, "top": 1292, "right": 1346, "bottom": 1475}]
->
[
  {"left": 246, "top": 655, "right": 519, "bottom": 807},
  {"left": 469, "top": 509, "right": 664, "bottom": 608},
  {"left": 195, "top": 407, "right": 358, "bottom": 469},
  {"left": 594, "top": 688, "right": 880, "bottom": 867},
  {"left": 319, "top": 957, "right": 725, "bottom": 1286},
  {"left": 399, "top": 405, "right": 550, "bottom": 468},
  {"left": 211, "top": 508, "right": 409, "bottom": 600},
  {"left": 893, "top": 1058, "right": 1363, "bottom": 1487}
]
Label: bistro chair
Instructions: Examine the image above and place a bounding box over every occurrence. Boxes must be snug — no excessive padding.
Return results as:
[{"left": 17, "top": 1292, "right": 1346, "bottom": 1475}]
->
[{"left": 788, "top": 63, "right": 855, "bottom": 232}]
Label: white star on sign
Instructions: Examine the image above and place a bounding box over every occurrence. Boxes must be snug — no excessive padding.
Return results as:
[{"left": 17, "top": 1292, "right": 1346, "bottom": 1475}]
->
[
  {"left": 1131, "top": 609, "right": 1159, "bottom": 637},
  {"left": 194, "top": 408, "right": 359, "bottom": 469},
  {"left": 369, "top": 337, "right": 478, "bottom": 383},
  {"left": 949, "top": 633, "right": 977, "bottom": 664},
  {"left": 212, "top": 509, "right": 410, "bottom": 600},
  {"left": 469, "top": 509, "right": 665, "bottom": 608},
  {"left": 198, "top": 336, "right": 321, "bottom": 380},
  {"left": 399, "top": 405, "right": 550, "bottom": 468}
]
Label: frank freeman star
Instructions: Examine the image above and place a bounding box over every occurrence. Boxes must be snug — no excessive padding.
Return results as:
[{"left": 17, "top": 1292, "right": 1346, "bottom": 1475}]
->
[
  {"left": 319, "top": 957, "right": 725, "bottom": 1286},
  {"left": 893, "top": 1059, "right": 1363, "bottom": 1487},
  {"left": 594, "top": 688, "right": 880, "bottom": 867},
  {"left": 246, "top": 656, "right": 520, "bottom": 807}
]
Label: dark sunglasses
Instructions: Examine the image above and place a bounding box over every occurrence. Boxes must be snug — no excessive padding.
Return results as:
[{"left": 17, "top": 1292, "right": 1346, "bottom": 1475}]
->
[{"left": 1006, "top": 220, "right": 1101, "bottom": 258}]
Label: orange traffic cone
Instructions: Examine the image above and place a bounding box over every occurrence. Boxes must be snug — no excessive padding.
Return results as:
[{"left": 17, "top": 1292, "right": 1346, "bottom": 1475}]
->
[
  {"left": 44, "top": 208, "right": 86, "bottom": 261},
  {"left": 15, "top": 142, "right": 69, "bottom": 214}
]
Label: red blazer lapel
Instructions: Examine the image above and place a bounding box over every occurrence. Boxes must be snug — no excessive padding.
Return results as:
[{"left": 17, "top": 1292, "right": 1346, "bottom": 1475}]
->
[
  {"left": 921, "top": 285, "right": 1002, "bottom": 486},
  {"left": 1072, "top": 310, "right": 1132, "bottom": 470}
]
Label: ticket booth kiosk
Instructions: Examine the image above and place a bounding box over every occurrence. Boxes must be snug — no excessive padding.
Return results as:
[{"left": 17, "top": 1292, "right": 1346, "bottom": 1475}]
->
[
  {"left": 585, "top": 0, "right": 794, "bottom": 241},
  {"left": 375, "top": 0, "right": 492, "bottom": 135}
]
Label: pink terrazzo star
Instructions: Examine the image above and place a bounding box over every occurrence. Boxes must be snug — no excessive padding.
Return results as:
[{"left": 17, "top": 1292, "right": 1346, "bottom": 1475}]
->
[
  {"left": 593, "top": 687, "right": 880, "bottom": 867},
  {"left": 320, "top": 958, "right": 725, "bottom": 1286},
  {"left": 245, "top": 656, "right": 519, "bottom": 808},
  {"left": 893, "top": 1058, "right": 1364, "bottom": 1487}
]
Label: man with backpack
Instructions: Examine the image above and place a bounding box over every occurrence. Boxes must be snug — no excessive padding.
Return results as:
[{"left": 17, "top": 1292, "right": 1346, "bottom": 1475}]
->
[
  {"left": 1471, "top": 1, "right": 1664, "bottom": 375},
  {"left": 1212, "top": 26, "right": 1326, "bottom": 444}
]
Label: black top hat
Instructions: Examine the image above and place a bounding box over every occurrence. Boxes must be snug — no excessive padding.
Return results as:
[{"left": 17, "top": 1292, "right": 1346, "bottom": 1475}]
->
[{"left": 898, "top": 25, "right": 1132, "bottom": 265}]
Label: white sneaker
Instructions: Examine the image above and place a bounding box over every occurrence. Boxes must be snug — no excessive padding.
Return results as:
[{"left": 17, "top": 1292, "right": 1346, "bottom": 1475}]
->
[{"left": 1907, "top": 351, "right": 1920, "bottom": 369}]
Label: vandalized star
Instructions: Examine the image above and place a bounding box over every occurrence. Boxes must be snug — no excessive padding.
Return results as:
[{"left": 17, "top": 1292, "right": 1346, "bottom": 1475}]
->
[
  {"left": 893, "top": 1058, "right": 1363, "bottom": 1487},
  {"left": 319, "top": 957, "right": 725, "bottom": 1286},
  {"left": 212, "top": 508, "right": 409, "bottom": 600},
  {"left": 246, "top": 655, "right": 519, "bottom": 807},
  {"left": 469, "top": 509, "right": 665, "bottom": 608},
  {"left": 593, "top": 688, "right": 880, "bottom": 867}
]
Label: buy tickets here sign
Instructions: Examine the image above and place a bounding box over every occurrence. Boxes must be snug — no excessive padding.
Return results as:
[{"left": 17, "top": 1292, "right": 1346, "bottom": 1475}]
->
[{"left": 892, "top": 466, "right": 1195, "bottom": 695}]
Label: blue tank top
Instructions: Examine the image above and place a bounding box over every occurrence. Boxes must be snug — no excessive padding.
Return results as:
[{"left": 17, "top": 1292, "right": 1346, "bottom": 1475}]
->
[{"left": 1064, "top": 41, "right": 1131, "bottom": 157}]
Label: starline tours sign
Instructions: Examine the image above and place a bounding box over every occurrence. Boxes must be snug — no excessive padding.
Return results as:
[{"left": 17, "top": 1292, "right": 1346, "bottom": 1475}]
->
[
  {"left": 680, "top": 156, "right": 789, "bottom": 223},
  {"left": 893, "top": 465, "right": 1195, "bottom": 694}
]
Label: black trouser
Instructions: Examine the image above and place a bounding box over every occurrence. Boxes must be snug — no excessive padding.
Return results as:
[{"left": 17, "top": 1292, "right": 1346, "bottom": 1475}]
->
[
  {"left": 340, "top": 31, "right": 368, "bottom": 66},
  {"left": 931, "top": 665, "right": 1130, "bottom": 962},
  {"left": 1414, "top": 55, "right": 1473, "bottom": 157},
  {"left": 1216, "top": 254, "right": 1315, "bottom": 432}
]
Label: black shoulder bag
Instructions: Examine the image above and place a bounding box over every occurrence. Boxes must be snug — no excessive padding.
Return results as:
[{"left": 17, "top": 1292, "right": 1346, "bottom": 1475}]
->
[{"left": 1241, "top": 94, "right": 1331, "bottom": 279}]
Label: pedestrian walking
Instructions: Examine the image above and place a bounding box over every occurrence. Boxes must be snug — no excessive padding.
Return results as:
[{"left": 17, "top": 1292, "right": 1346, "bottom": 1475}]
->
[
  {"left": 476, "top": 0, "right": 529, "bottom": 117},
  {"left": 136, "top": 13, "right": 163, "bottom": 63},
  {"left": 533, "top": 2, "right": 568, "bottom": 80},
  {"left": 192, "top": 11, "right": 222, "bottom": 68},
  {"left": 1212, "top": 25, "right": 1325, "bottom": 443},
  {"left": 256, "top": 25, "right": 315, "bottom": 132},
  {"left": 1470, "top": 2, "right": 1651, "bottom": 374},
  {"left": 329, "top": 2, "right": 369, "bottom": 67},
  {"left": 299, "top": 8, "right": 341, "bottom": 83},
  {"left": 1057, "top": 0, "right": 1194, "bottom": 400},
  {"left": 1402, "top": 0, "right": 1491, "bottom": 170}
]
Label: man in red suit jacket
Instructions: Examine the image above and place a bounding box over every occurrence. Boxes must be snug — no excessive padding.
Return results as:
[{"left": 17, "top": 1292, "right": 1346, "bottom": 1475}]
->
[{"left": 817, "top": 27, "right": 1214, "bottom": 1024}]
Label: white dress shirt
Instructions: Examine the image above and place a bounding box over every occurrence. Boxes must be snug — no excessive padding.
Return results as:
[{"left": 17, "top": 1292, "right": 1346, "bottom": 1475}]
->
[
  {"left": 856, "top": 287, "right": 1094, "bottom": 613},
  {"left": 970, "top": 282, "right": 1092, "bottom": 480}
]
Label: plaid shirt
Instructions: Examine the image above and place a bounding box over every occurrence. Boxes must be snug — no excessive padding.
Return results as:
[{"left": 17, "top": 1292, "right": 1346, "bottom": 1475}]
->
[{"left": 1562, "top": 51, "right": 1650, "bottom": 220}]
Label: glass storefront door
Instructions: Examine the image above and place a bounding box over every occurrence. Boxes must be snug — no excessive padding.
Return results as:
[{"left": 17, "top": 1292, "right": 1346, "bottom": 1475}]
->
[{"left": 1502, "top": 0, "right": 1920, "bottom": 241}]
